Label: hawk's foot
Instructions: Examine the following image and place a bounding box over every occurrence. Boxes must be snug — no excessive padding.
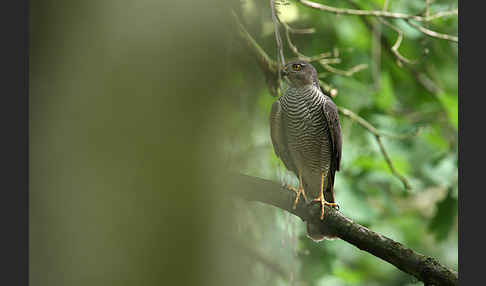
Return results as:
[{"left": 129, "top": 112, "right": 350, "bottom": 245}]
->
[
  {"left": 287, "top": 185, "right": 308, "bottom": 210},
  {"left": 312, "top": 197, "right": 339, "bottom": 220}
]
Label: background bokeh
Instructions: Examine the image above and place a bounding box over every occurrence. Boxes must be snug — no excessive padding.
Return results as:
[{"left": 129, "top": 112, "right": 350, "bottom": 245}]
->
[{"left": 30, "top": 0, "right": 457, "bottom": 285}]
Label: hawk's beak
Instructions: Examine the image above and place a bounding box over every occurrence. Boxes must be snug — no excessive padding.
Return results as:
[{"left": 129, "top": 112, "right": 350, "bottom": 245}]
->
[{"left": 280, "top": 66, "right": 289, "bottom": 77}]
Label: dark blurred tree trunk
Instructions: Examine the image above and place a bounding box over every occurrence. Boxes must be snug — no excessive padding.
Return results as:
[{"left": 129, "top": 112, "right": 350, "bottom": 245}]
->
[{"left": 30, "top": 1, "right": 251, "bottom": 286}]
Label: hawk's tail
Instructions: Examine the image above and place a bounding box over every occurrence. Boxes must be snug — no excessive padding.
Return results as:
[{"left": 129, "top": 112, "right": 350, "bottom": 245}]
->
[{"left": 306, "top": 221, "right": 336, "bottom": 242}]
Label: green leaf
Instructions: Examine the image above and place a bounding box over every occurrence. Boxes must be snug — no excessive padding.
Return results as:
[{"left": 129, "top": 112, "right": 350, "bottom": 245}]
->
[
  {"left": 374, "top": 72, "right": 395, "bottom": 110},
  {"left": 428, "top": 189, "right": 458, "bottom": 241},
  {"left": 436, "top": 92, "right": 458, "bottom": 129},
  {"left": 424, "top": 124, "right": 450, "bottom": 153}
]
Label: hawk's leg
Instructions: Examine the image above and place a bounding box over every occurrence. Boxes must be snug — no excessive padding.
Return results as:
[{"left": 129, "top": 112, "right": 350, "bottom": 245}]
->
[
  {"left": 287, "top": 172, "right": 307, "bottom": 210},
  {"left": 312, "top": 173, "right": 339, "bottom": 220}
]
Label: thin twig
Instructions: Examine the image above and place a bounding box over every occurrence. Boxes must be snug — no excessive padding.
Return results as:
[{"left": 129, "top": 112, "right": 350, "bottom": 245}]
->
[
  {"left": 338, "top": 107, "right": 421, "bottom": 140},
  {"left": 284, "top": 31, "right": 337, "bottom": 64},
  {"left": 271, "top": 0, "right": 286, "bottom": 67},
  {"left": 283, "top": 22, "right": 307, "bottom": 59},
  {"left": 425, "top": 9, "right": 458, "bottom": 21},
  {"left": 318, "top": 80, "right": 338, "bottom": 98},
  {"left": 277, "top": 6, "right": 367, "bottom": 77},
  {"left": 425, "top": 0, "right": 431, "bottom": 19},
  {"left": 321, "top": 63, "right": 368, "bottom": 77},
  {"left": 275, "top": 0, "right": 315, "bottom": 34},
  {"left": 296, "top": 0, "right": 458, "bottom": 43},
  {"left": 341, "top": 0, "right": 448, "bottom": 98},
  {"left": 338, "top": 106, "right": 416, "bottom": 190},
  {"left": 406, "top": 20, "right": 458, "bottom": 42},
  {"left": 374, "top": 135, "right": 411, "bottom": 190},
  {"left": 379, "top": 19, "right": 418, "bottom": 65},
  {"left": 278, "top": 12, "right": 332, "bottom": 63},
  {"left": 284, "top": 25, "right": 315, "bottom": 34},
  {"left": 296, "top": 0, "right": 457, "bottom": 22},
  {"left": 270, "top": 0, "right": 287, "bottom": 95},
  {"left": 231, "top": 10, "right": 280, "bottom": 97},
  {"left": 306, "top": 52, "right": 333, "bottom": 62}
]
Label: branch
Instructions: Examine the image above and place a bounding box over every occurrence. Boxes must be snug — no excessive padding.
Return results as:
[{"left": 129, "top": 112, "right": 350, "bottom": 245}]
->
[
  {"left": 338, "top": 106, "right": 423, "bottom": 140},
  {"left": 342, "top": 0, "right": 420, "bottom": 67},
  {"left": 231, "top": 10, "right": 280, "bottom": 97},
  {"left": 226, "top": 173, "right": 458, "bottom": 286},
  {"left": 296, "top": 0, "right": 457, "bottom": 22},
  {"left": 321, "top": 62, "right": 368, "bottom": 77},
  {"left": 270, "top": 0, "right": 286, "bottom": 66},
  {"left": 379, "top": 18, "right": 418, "bottom": 65},
  {"left": 338, "top": 107, "right": 417, "bottom": 190},
  {"left": 406, "top": 20, "right": 458, "bottom": 43},
  {"left": 425, "top": 9, "right": 459, "bottom": 21},
  {"left": 278, "top": 13, "right": 367, "bottom": 77},
  {"left": 295, "top": 0, "right": 458, "bottom": 43},
  {"left": 283, "top": 25, "right": 315, "bottom": 35},
  {"left": 277, "top": 11, "right": 334, "bottom": 64},
  {"left": 342, "top": 0, "right": 455, "bottom": 133}
]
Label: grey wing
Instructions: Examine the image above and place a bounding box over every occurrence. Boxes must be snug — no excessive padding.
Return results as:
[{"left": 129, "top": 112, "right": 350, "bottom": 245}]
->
[
  {"left": 270, "top": 100, "right": 297, "bottom": 173},
  {"left": 321, "top": 98, "right": 342, "bottom": 202},
  {"left": 322, "top": 98, "right": 342, "bottom": 171}
]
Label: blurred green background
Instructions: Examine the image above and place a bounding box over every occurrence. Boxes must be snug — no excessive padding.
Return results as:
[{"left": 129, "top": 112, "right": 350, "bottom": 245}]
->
[{"left": 30, "top": 0, "right": 457, "bottom": 286}]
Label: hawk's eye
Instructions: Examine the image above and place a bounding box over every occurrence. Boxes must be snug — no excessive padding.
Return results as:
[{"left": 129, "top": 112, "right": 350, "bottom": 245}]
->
[{"left": 292, "top": 64, "right": 302, "bottom": 71}]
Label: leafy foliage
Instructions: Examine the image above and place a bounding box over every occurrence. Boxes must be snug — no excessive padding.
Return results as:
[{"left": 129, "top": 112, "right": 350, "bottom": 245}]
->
[{"left": 428, "top": 188, "right": 458, "bottom": 242}]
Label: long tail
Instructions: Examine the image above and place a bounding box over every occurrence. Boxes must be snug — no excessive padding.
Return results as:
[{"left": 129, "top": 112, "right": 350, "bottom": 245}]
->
[{"left": 306, "top": 167, "right": 337, "bottom": 242}]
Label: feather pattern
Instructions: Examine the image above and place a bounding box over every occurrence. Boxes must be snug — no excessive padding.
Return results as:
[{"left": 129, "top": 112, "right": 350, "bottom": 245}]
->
[
  {"left": 270, "top": 84, "right": 341, "bottom": 202},
  {"left": 270, "top": 60, "right": 342, "bottom": 241}
]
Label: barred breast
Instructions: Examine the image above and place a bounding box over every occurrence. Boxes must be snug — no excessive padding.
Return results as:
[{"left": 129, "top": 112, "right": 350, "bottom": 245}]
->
[{"left": 278, "top": 85, "right": 333, "bottom": 198}]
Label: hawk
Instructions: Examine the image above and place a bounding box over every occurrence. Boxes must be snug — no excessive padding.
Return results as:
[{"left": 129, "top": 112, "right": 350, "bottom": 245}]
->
[{"left": 270, "top": 60, "right": 342, "bottom": 241}]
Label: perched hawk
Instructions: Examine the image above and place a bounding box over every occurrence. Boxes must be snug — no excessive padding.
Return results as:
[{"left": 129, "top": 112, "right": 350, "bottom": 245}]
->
[{"left": 270, "top": 60, "right": 342, "bottom": 241}]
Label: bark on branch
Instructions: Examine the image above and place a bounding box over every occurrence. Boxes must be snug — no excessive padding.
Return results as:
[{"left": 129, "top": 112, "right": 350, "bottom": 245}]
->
[{"left": 225, "top": 173, "right": 458, "bottom": 286}]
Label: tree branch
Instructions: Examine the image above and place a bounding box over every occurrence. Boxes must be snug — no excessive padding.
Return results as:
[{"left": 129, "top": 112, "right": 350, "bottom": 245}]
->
[
  {"left": 277, "top": 12, "right": 368, "bottom": 78},
  {"left": 295, "top": 0, "right": 458, "bottom": 43},
  {"left": 296, "top": 0, "right": 457, "bottom": 22},
  {"left": 226, "top": 173, "right": 458, "bottom": 286},
  {"left": 270, "top": 0, "right": 286, "bottom": 93},
  {"left": 342, "top": 0, "right": 455, "bottom": 134},
  {"left": 379, "top": 18, "right": 418, "bottom": 65},
  {"left": 231, "top": 10, "right": 280, "bottom": 97},
  {"left": 339, "top": 107, "right": 423, "bottom": 190},
  {"left": 406, "top": 20, "right": 458, "bottom": 43}
]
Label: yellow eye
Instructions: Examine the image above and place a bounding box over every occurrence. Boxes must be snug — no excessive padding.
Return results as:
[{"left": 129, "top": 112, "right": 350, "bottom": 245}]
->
[{"left": 292, "top": 64, "right": 302, "bottom": 71}]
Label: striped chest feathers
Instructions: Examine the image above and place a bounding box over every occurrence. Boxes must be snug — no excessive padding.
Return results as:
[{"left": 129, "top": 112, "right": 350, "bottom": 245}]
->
[{"left": 279, "top": 85, "right": 329, "bottom": 136}]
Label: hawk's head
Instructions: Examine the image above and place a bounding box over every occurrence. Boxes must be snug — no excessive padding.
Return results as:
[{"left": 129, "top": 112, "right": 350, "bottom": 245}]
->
[{"left": 281, "top": 60, "right": 319, "bottom": 88}]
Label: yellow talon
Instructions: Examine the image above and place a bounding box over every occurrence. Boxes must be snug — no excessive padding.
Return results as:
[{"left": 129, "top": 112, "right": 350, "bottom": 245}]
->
[
  {"left": 312, "top": 173, "right": 339, "bottom": 220},
  {"left": 287, "top": 172, "right": 307, "bottom": 209}
]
